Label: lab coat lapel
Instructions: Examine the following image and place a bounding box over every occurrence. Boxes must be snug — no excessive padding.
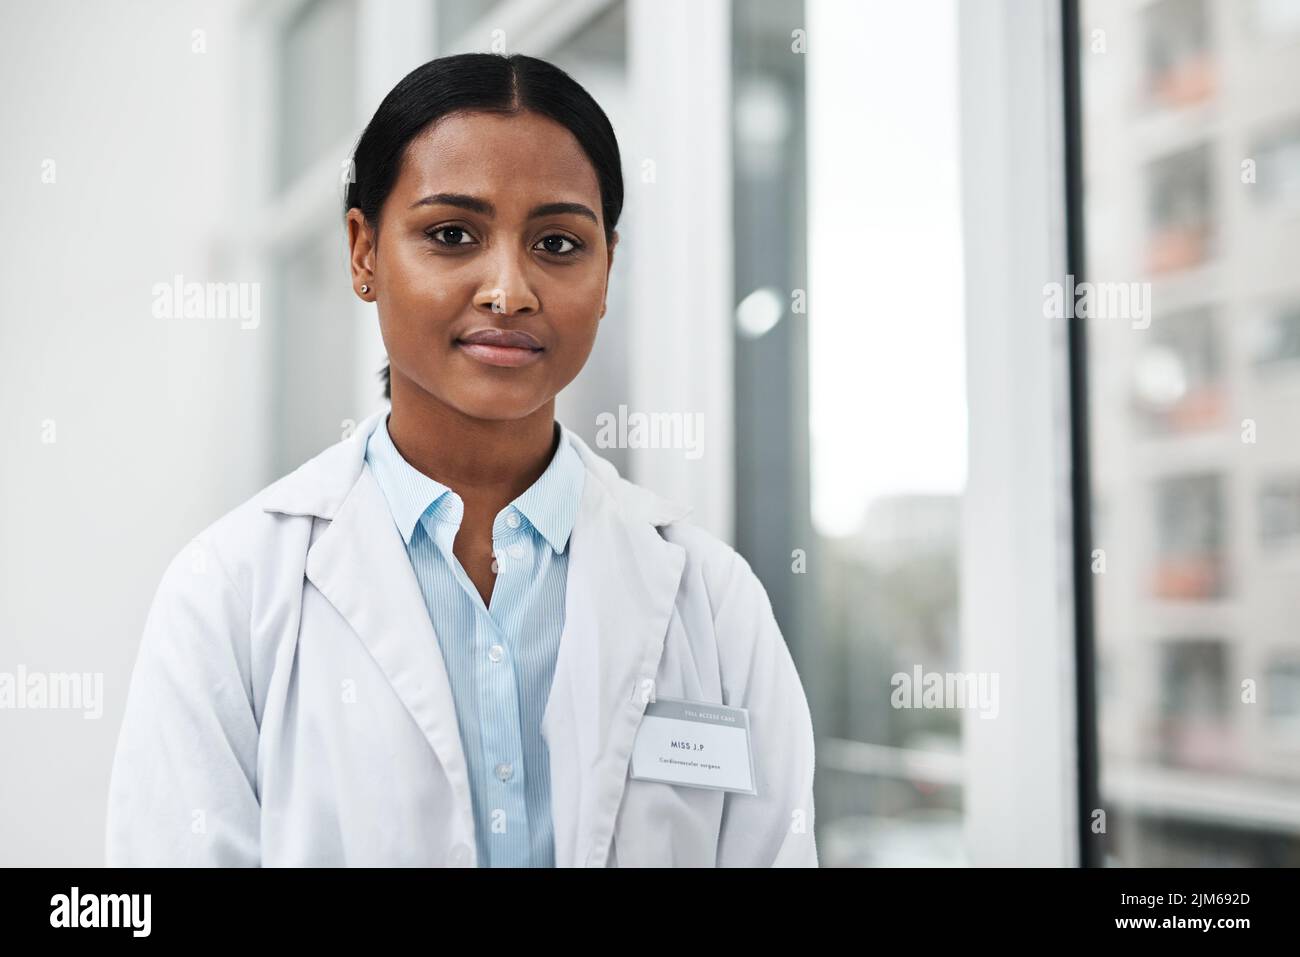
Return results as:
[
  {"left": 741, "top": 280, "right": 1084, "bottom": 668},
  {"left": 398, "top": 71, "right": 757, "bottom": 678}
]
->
[
  {"left": 264, "top": 410, "right": 693, "bottom": 869},
  {"left": 545, "top": 430, "right": 691, "bottom": 867},
  {"left": 303, "top": 456, "right": 477, "bottom": 851}
]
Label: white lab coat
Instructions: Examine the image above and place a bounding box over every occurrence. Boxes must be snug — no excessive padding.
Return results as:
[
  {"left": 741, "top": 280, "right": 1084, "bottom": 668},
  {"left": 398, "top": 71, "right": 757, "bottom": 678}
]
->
[{"left": 105, "top": 407, "right": 818, "bottom": 867}]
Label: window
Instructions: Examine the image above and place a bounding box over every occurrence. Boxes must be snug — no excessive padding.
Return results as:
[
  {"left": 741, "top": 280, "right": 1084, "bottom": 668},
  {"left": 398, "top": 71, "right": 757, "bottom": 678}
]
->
[
  {"left": 271, "top": 230, "right": 358, "bottom": 476},
  {"left": 1132, "top": 307, "right": 1222, "bottom": 434},
  {"left": 1081, "top": 0, "right": 1300, "bottom": 866},
  {"left": 276, "top": 0, "right": 356, "bottom": 192},
  {"left": 1258, "top": 477, "right": 1300, "bottom": 547},
  {"left": 435, "top": 0, "right": 503, "bottom": 51},
  {"left": 1145, "top": 145, "right": 1215, "bottom": 274},
  {"left": 1264, "top": 657, "right": 1300, "bottom": 727},
  {"left": 1142, "top": 0, "right": 1213, "bottom": 110},
  {"left": 1152, "top": 473, "right": 1226, "bottom": 601},
  {"left": 1250, "top": 120, "right": 1300, "bottom": 214},
  {"left": 1250, "top": 302, "right": 1300, "bottom": 368},
  {"left": 736, "top": 0, "right": 969, "bottom": 866}
]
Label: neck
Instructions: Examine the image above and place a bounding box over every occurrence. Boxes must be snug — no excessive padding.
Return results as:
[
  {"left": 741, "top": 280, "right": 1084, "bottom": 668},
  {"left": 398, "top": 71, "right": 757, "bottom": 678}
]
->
[{"left": 386, "top": 378, "right": 558, "bottom": 505}]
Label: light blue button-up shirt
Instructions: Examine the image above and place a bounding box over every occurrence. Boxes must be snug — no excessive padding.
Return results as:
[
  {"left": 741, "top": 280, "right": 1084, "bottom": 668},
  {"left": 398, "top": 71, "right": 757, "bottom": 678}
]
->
[{"left": 364, "top": 412, "right": 585, "bottom": 867}]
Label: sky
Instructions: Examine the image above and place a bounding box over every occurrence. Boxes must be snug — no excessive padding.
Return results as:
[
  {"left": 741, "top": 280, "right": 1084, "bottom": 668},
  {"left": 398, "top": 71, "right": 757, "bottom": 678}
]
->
[{"left": 806, "top": 0, "right": 969, "bottom": 538}]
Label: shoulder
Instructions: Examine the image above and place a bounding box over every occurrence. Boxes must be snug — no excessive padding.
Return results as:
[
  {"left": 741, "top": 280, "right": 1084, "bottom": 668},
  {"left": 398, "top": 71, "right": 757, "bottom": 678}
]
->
[
  {"left": 157, "top": 423, "right": 367, "bottom": 608},
  {"left": 656, "top": 517, "right": 802, "bottom": 723},
  {"left": 147, "top": 493, "right": 294, "bottom": 626},
  {"left": 662, "top": 520, "right": 759, "bottom": 602},
  {"left": 560, "top": 421, "right": 773, "bottom": 624},
  {"left": 661, "top": 519, "right": 775, "bottom": 633}
]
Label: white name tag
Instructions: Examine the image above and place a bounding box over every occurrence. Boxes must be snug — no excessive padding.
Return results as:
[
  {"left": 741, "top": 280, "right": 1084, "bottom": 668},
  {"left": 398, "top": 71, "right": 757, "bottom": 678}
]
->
[{"left": 629, "top": 697, "right": 757, "bottom": 795}]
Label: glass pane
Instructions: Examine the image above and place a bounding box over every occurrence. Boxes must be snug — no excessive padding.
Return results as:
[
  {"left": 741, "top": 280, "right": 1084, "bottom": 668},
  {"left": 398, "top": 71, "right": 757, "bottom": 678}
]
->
[
  {"left": 435, "top": 0, "right": 505, "bottom": 52},
  {"left": 271, "top": 230, "right": 359, "bottom": 477},
  {"left": 277, "top": 0, "right": 357, "bottom": 192},
  {"left": 735, "top": 0, "right": 968, "bottom": 866},
  {"left": 1082, "top": 0, "right": 1300, "bottom": 866}
]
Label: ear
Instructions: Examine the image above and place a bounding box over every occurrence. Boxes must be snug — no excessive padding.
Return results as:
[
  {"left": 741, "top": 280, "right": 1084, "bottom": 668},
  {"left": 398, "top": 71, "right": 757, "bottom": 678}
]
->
[
  {"left": 346, "top": 208, "right": 376, "bottom": 301},
  {"left": 600, "top": 230, "right": 619, "bottom": 319}
]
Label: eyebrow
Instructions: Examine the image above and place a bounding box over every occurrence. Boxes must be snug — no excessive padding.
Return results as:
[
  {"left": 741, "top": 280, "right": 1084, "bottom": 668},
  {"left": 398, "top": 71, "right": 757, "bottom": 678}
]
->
[{"left": 409, "top": 192, "right": 599, "bottom": 224}]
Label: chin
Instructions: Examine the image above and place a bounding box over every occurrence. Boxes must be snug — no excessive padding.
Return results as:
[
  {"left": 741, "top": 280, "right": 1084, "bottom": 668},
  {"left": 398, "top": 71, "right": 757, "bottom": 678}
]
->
[{"left": 446, "top": 388, "right": 550, "bottom": 423}]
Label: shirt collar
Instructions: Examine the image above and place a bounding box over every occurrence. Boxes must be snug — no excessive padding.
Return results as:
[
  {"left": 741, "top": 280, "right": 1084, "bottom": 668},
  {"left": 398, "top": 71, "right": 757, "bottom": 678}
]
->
[
  {"left": 364, "top": 412, "right": 585, "bottom": 554},
  {"left": 510, "top": 426, "right": 585, "bottom": 553}
]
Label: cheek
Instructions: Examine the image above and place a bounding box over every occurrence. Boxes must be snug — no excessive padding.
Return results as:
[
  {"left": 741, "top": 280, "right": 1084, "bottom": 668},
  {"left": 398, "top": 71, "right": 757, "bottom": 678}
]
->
[
  {"left": 391, "top": 244, "right": 451, "bottom": 299},
  {"left": 377, "top": 246, "right": 468, "bottom": 337},
  {"left": 547, "top": 281, "right": 603, "bottom": 361},
  {"left": 547, "top": 267, "right": 607, "bottom": 324}
]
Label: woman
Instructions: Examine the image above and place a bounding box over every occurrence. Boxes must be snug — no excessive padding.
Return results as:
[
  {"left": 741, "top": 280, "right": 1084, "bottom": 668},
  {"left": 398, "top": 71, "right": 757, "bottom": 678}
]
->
[{"left": 106, "top": 53, "right": 817, "bottom": 867}]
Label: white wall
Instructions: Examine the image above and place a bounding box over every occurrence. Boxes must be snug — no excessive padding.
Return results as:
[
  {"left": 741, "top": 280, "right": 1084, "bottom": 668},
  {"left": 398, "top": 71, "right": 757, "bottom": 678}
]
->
[{"left": 0, "top": 0, "right": 264, "bottom": 866}]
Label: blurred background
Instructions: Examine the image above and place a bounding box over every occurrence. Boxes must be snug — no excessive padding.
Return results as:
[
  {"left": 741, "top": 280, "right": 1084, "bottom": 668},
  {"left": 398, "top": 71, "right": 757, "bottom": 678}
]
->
[
  {"left": 1082, "top": 0, "right": 1300, "bottom": 866},
  {"left": 0, "top": 0, "right": 1296, "bottom": 867}
]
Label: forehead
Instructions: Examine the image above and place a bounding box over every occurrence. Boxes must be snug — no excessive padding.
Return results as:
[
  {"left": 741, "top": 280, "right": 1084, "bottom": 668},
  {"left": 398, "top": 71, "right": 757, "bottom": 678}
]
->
[{"left": 392, "top": 110, "right": 603, "bottom": 214}]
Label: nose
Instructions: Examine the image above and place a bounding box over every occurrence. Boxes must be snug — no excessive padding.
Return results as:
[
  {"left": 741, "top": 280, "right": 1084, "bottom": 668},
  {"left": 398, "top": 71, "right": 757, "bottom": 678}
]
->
[{"left": 473, "top": 245, "right": 540, "bottom": 318}]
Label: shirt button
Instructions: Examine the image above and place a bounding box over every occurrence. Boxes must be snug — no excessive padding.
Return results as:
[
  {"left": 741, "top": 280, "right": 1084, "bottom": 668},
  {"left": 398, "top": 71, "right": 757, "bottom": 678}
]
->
[
  {"left": 495, "top": 762, "right": 513, "bottom": 782},
  {"left": 448, "top": 843, "right": 473, "bottom": 866},
  {"left": 505, "top": 511, "right": 521, "bottom": 529},
  {"left": 488, "top": 644, "right": 504, "bottom": 663},
  {"left": 508, "top": 542, "right": 526, "bottom": 560}
]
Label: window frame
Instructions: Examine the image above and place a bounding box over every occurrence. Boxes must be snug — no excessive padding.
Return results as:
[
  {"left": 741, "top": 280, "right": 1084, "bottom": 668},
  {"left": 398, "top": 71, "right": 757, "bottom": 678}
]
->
[{"left": 957, "top": 0, "right": 1085, "bottom": 867}]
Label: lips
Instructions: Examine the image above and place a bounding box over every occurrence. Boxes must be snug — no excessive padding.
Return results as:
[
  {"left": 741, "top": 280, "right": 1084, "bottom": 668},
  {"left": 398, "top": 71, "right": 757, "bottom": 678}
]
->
[
  {"left": 457, "top": 328, "right": 543, "bottom": 350},
  {"left": 455, "top": 327, "right": 545, "bottom": 368}
]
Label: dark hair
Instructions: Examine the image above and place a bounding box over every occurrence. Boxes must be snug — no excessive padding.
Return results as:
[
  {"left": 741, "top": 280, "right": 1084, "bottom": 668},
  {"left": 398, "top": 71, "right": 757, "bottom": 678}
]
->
[{"left": 344, "top": 53, "right": 624, "bottom": 400}]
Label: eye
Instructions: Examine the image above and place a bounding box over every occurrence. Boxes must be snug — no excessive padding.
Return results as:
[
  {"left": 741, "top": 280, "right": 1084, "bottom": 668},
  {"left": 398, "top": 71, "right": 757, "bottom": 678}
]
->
[
  {"left": 535, "top": 233, "right": 582, "bottom": 257},
  {"left": 426, "top": 225, "right": 476, "bottom": 247}
]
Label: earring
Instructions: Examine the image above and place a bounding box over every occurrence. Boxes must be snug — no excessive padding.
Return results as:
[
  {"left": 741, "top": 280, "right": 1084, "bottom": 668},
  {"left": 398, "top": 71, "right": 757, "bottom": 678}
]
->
[{"left": 360, "top": 283, "right": 370, "bottom": 294}]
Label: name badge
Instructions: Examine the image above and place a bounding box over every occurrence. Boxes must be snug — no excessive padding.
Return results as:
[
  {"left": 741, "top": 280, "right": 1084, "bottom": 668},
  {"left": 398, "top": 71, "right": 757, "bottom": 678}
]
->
[{"left": 629, "top": 697, "right": 757, "bottom": 795}]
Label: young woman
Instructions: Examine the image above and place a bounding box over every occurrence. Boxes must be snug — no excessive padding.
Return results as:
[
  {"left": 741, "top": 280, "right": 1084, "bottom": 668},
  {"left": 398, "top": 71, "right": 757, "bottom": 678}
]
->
[{"left": 106, "top": 53, "right": 817, "bottom": 868}]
